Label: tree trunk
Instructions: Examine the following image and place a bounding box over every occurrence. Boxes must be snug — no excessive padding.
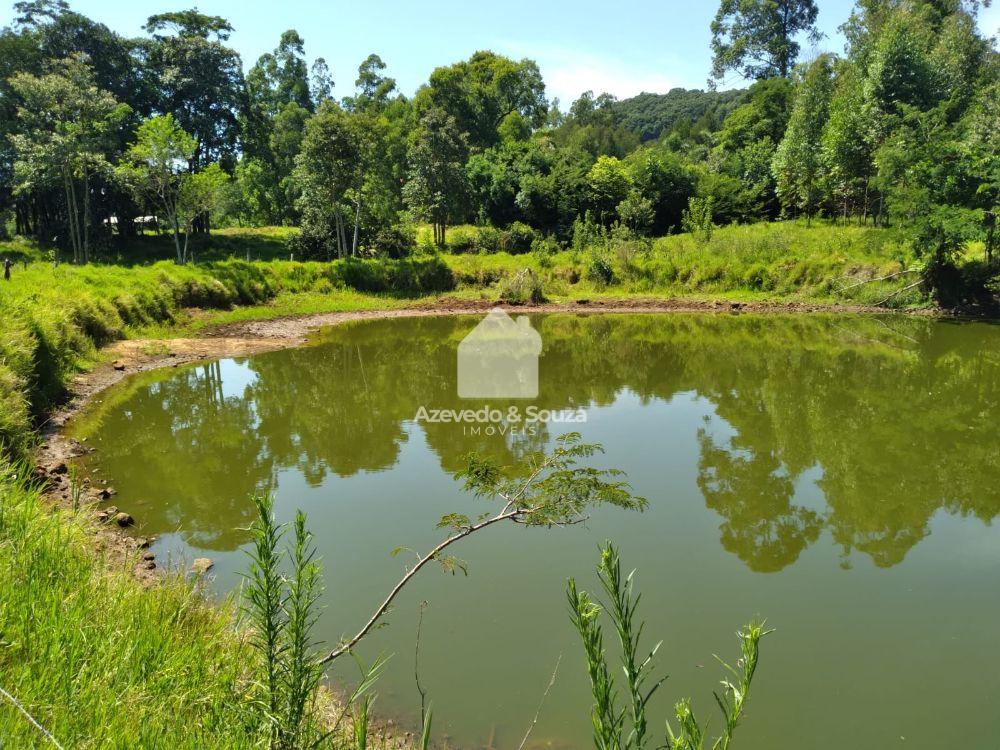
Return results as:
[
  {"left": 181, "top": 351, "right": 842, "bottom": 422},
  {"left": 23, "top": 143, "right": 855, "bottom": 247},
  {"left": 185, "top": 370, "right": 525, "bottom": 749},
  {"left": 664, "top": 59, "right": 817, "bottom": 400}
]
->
[
  {"left": 172, "top": 214, "right": 183, "bottom": 264},
  {"left": 352, "top": 201, "right": 360, "bottom": 257},
  {"left": 83, "top": 168, "right": 90, "bottom": 264},
  {"left": 63, "top": 170, "right": 80, "bottom": 264}
]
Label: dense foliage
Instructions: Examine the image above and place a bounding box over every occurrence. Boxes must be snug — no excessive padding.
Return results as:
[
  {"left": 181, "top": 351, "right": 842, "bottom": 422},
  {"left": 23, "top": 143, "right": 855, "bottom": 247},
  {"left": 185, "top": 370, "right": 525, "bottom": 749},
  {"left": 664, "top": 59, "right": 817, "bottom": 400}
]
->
[{"left": 1, "top": 0, "right": 995, "bottom": 293}]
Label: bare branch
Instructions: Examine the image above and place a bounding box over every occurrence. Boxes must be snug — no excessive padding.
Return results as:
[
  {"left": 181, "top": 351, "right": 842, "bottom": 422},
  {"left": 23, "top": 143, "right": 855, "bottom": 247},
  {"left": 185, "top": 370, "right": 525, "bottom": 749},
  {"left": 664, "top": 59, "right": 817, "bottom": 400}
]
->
[
  {"left": 837, "top": 268, "right": 919, "bottom": 293},
  {"left": 317, "top": 506, "right": 524, "bottom": 665},
  {"left": 876, "top": 278, "right": 925, "bottom": 306}
]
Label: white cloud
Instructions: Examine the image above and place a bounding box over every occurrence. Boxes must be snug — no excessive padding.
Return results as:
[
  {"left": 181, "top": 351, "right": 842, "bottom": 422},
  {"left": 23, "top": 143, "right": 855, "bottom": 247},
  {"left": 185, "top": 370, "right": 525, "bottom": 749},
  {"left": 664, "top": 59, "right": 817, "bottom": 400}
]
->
[{"left": 539, "top": 51, "right": 681, "bottom": 105}]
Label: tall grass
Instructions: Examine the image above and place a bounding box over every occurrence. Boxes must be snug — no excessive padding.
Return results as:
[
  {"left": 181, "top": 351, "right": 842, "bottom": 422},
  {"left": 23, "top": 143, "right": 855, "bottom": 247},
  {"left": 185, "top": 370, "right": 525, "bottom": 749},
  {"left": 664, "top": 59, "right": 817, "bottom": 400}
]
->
[
  {"left": 0, "top": 460, "right": 259, "bottom": 748},
  {"left": 445, "top": 221, "right": 927, "bottom": 306}
]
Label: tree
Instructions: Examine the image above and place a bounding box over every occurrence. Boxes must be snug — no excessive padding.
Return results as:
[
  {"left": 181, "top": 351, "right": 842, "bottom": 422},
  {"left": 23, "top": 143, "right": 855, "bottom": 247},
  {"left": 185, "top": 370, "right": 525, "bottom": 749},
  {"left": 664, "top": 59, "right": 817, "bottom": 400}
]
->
[
  {"left": 710, "top": 0, "right": 821, "bottom": 81},
  {"left": 772, "top": 55, "right": 834, "bottom": 221},
  {"left": 176, "top": 162, "right": 229, "bottom": 258},
  {"left": 625, "top": 146, "right": 697, "bottom": 232},
  {"left": 141, "top": 10, "right": 244, "bottom": 170},
  {"left": 587, "top": 155, "right": 633, "bottom": 224},
  {"left": 309, "top": 58, "right": 334, "bottom": 105},
  {"left": 9, "top": 56, "right": 129, "bottom": 263},
  {"left": 118, "top": 114, "right": 197, "bottom": 263},
  {"left": 616, "top": 190, "right": 656, "bottom": 234},
  {"left": 293, "top": 103, "right": 363, "bottom": 259},
  {"left": 821, "top": 62, "right": 876, "bottom": 221},
  {"left": 349, "top": 53, "right": 396, "bottom": 112},
  {"left": 403, "top": 108, "right": 469, "bottom": 247},
  {"left": 416, "top": 51, "right": 547, "bottom": 148}
]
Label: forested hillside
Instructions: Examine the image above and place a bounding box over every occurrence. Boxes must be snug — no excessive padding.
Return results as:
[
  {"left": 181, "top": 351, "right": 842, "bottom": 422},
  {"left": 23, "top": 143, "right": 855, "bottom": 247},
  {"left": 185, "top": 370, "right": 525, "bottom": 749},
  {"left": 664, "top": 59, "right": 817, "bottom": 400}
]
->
[{"left": 611, "top": 88, "right": 746, "bottom": 141}]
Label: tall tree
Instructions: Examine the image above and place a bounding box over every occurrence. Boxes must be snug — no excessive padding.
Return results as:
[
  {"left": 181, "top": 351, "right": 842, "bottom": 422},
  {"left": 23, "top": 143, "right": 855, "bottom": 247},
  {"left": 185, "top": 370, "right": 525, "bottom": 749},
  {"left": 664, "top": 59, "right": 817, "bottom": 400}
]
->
[
  {"left": 349, "top": 53, "right": 396, "bottom": 112},
  {"left": 416, "top": 51, "right": 547, "bottom": 148},
  {"left": 9, "top": 56, "right": 129, "bottom": 262},
  {"left": 772, "top": 55, "right": 835, "bottom": 220},
  {"left": 309, "top": 58, "right": 334, "bottom": 105},
  {"left": 403, "top": 108, "right": 469, "bottom": 246},
  {"left": 293, "top": 103, "right": 363, "bottom": 258},
  {"left": 710, "top": 0, "right": 821, "bottom": 81},
  {"left": 141, "top": 10, "right": 244, "bottom": 169}
]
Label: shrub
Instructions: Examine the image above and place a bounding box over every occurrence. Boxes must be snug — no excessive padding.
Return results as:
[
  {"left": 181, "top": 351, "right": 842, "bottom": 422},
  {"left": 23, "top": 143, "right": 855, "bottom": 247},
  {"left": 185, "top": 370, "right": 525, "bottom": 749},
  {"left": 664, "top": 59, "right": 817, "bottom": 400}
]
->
[
  {"left": 497, "top": 268, "right": 545, "bottom": 304},
  {"left": 502, "top": 221, "right": 537, "bottom": 254},
  {"left": 445, "top": 226, "right": 478, "bottom": 254},
  {"left": 368, "top": 225, "right": 416, "bottom": 259},
  {"left": 474, "top": 226, "right": 502, "bottom": 254},
  {"left": 587, "top": 255, "right": 616, "bottom": 287},
  {"left": 572, "top": 211, "right": 607, "bottom": 251},
  {"left": 681, "top": 196, "right": 716, "bottom": 243},
  {"left": 531, "top": 235, "right": 560, "bottom": 269}
]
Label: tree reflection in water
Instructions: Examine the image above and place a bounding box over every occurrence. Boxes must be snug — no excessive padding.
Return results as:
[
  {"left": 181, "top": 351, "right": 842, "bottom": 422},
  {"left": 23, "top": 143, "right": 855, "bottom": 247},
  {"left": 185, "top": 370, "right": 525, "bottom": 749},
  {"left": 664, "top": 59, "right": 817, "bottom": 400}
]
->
[{"left": 73, "top": 313, "right": 1000, "bottom": 568}]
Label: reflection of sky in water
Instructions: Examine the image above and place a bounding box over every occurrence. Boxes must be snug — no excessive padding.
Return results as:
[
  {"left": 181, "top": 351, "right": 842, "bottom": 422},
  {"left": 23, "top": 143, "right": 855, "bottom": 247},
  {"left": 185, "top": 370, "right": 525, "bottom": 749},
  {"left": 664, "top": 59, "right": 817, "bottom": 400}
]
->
[{"left": 218, "top": 358, "right": 258, "bottom": 400}]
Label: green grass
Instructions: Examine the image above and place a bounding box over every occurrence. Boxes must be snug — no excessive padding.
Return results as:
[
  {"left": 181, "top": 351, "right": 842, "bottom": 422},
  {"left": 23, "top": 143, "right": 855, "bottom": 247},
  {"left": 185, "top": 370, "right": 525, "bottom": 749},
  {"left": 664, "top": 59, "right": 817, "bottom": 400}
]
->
[
  {"left": 442, "top": 221, "right": 924, "bottom": 306},
  {"left": 0, "top": 461, "right": 262, "bottom": 748},
  {"left": 0, "top": 255, "right": 455, "bottom": 454}
]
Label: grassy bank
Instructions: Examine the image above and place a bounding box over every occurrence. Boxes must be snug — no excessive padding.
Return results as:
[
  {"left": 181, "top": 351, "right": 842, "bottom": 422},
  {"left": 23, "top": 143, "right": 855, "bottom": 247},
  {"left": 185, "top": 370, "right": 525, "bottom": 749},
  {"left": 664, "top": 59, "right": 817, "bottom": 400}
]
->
[
  {"left": 1, "top": 220, "right": 932, "bottom": 453},
  {"left": 0, "top": 461, "right": 263, "bottom": 748}
]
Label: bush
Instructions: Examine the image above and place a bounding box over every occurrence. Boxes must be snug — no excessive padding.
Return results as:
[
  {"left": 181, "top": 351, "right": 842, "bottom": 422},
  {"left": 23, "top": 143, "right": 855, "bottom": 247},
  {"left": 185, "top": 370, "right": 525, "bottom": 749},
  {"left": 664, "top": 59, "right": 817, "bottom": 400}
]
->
[
  {"left": 502, "top": 221, "right": 537, "bottom": 254},
  {"left": 587, "top": 255, "right": 616, "bottom": 287},
  {"left": 474, "top": 226, "right": 503, "bottom": 254},
  {"left": 497, "top": 268, "right": 545, "bottom": 304},
  {"left": 368, "top": 225, "right": 416, "bottom": 259},
  {"left": 444, "top": 226, "right": 478, "bottom": 253},
  {"left": 681, "top": 196, "right": 716, "bottom": 243},
  {"left": 288, "top": 222, "right": 337, "bottom": 261},
  {"left": 531, "top": 235, "right": 560, "bottom": 269},
  {"left": 572, "top": 211, "right": 607, "bottom": 251}
]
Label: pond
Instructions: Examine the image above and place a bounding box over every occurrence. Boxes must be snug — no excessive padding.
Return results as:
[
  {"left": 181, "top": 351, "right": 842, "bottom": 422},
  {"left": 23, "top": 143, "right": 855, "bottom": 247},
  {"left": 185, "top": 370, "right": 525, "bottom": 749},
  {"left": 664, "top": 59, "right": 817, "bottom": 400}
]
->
[{"left": 69, "top": 313, "right": 1000, "bottom": 750}]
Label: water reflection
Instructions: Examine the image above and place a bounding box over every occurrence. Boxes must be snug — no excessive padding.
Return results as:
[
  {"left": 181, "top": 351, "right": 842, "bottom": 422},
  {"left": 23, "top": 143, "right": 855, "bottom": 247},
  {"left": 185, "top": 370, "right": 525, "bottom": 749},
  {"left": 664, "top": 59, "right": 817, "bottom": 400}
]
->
[{"left": 73, "top": 313, "right": 1000, "bottom": 569}]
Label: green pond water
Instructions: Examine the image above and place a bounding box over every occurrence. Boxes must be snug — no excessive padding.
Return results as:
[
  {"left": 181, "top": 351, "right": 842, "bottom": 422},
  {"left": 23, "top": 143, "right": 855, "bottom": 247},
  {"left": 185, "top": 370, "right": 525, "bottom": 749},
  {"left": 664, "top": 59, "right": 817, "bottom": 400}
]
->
[{"left": 70, "top": 313, "right": 1000, "bottom": 749}]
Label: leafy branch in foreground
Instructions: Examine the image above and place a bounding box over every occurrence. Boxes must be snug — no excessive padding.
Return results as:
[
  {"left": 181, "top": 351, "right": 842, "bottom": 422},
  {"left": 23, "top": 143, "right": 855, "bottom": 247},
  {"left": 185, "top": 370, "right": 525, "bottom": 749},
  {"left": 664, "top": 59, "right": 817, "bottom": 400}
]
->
[
  {"left": 569, "top": 542, "right": 771, "bottom": 750},
  {"left": 318, "top": 433, "right": 647, "bottom": 665}
]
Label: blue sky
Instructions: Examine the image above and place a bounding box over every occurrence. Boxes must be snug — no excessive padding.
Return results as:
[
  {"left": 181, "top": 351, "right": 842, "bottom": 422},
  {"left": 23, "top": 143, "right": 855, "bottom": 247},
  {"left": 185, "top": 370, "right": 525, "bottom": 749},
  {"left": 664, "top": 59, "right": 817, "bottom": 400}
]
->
[{"left": 2, "top": 0, "right": 998, "bottom": 104}]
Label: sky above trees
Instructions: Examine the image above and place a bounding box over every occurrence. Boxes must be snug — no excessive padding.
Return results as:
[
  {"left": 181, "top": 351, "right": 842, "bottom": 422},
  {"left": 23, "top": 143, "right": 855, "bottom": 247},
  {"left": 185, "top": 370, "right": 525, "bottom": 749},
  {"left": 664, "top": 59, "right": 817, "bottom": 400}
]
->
[{"left": 15, "top": 0, "right": 990, "bottom": 103}]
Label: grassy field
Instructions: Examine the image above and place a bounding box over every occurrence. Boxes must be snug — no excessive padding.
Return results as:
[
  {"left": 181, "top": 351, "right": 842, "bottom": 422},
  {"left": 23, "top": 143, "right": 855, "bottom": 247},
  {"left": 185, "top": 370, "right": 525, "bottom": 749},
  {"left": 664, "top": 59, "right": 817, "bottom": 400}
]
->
[
  {"left": 0, "top": 219, "right": 951, "bottom": 748},
  {"left": 0, "top": 460, "right": 265, "bottom": 748}
]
